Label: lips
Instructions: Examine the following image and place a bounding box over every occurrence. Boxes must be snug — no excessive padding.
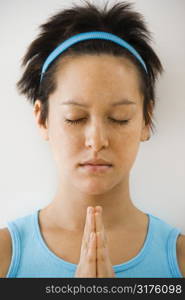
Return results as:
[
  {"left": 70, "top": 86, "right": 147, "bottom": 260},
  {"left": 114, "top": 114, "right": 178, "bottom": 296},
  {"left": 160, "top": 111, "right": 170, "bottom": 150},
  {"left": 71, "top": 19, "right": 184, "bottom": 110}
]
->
[
  {"left": 79, "top": 164, "right": 112, "bottom": 173},
  {"left": 85, "top": 164, "right": 110, "bottom": 166},
  {"left": 79, "top": 158, "right": 113, "bottom": 174},
  {"left": 80, "top": 159, "right": 112, "bottom": 166}
]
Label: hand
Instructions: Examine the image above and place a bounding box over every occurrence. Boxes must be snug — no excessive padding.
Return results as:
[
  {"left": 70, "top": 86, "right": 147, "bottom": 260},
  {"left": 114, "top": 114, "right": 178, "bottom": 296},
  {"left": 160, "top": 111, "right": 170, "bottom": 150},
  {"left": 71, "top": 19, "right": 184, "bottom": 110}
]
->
[
  {"left": 74, "top": 206, "right": 115, "bottom": 278},
  {"left": 95, "top": 206, "right": 116, "bottom": 278},
  {"left": 74, "top": 206, "right": 96, "bottom": 277}
]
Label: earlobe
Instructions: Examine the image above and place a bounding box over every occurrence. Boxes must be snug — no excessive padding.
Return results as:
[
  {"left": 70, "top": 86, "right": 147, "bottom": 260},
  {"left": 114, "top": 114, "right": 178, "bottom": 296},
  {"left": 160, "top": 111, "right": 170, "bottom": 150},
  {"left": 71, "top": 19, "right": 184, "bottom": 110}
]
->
[
  {"left": 33, "top": 100, "right": 49, "bottom": 141},
  {"left": 141, "top": 129, "right": 150, "bottom": 142},
  {"left": 140, "top": 100, "right": 153, "bottom": 142},
  {"left": 140, "top": 121, "right": 150, "bottom": 142}
]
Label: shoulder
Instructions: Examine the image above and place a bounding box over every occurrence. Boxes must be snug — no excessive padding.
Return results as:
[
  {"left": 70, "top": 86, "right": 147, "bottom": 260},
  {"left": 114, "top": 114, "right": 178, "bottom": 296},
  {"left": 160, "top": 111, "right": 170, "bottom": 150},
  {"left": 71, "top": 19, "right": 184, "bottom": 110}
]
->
[
  {"left": 176, "top": 234, "right": 185, "bottom": 277},
  {"left": 0, "top": 228, "right": 12, "bottom": 278}
]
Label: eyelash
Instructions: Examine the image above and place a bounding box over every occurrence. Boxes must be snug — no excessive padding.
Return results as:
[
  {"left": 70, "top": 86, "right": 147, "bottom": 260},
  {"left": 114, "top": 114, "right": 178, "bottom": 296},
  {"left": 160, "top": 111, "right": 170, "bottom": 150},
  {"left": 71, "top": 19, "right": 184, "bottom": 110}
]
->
[{"left": 64, "top": 118, "right": 130, "bottom": 126}]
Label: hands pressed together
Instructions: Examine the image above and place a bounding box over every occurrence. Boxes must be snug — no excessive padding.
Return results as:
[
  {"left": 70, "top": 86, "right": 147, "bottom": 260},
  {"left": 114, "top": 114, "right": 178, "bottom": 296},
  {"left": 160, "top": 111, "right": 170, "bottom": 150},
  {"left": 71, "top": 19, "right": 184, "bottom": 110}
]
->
[{"left": 75, "top": 206, "right": 116, "bottom": 278}]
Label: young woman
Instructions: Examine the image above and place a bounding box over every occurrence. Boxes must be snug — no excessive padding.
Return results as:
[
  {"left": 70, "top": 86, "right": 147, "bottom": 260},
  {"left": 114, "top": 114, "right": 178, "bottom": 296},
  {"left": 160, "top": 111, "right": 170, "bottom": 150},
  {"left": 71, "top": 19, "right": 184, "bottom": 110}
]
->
[{"left": 0, "top": 1, "right": 184, "bottom": 278}]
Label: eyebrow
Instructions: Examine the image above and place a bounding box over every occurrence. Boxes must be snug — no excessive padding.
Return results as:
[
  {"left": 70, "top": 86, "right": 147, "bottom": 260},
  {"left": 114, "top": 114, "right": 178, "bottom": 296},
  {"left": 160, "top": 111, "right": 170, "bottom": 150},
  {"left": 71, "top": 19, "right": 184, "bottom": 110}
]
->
[{"left": 60, "top": 99, "right": 136, "bottom": 107}]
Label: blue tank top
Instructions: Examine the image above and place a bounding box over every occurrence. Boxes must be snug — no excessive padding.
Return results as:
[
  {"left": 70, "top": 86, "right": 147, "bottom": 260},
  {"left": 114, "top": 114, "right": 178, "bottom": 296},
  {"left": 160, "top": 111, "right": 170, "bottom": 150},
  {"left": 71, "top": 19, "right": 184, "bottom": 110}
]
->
[{"left": 6, "top": 209, "right": 183, "bottom": 278}]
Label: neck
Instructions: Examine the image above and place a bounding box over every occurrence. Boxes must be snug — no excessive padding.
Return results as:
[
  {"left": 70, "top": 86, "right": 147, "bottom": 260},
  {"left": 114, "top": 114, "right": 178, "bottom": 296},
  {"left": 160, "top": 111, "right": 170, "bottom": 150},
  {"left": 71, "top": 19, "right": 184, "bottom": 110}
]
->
[{"left": 41, "top": 174, "right": 141, "bottom": 232}]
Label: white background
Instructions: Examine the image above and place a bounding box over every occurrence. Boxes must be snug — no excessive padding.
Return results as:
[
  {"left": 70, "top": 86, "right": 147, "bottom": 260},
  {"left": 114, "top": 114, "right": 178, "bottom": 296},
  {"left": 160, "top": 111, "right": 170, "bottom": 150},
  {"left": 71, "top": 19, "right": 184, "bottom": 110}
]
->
[{"left": 0, "top": 0, "right": 184, "bottom": 232}]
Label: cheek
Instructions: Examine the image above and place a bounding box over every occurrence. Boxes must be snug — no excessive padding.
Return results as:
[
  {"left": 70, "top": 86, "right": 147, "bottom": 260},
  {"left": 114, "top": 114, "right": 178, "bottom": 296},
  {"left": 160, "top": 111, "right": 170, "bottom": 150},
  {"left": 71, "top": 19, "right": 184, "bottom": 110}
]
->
[
  {"left": 48, "top": 124, "right": 80, "bottom": 164},
  {"left": 113, "top": 126, "right": 141, "bottom": 170},
  {"left": 64, "top": 134, "right": 82, "bottom": 157}
]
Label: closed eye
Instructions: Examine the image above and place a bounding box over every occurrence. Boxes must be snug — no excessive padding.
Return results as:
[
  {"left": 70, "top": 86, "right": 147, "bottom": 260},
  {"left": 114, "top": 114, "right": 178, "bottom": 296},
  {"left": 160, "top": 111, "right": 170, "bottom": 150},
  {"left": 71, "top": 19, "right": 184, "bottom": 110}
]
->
[
  {"left": 64, "top": 118, "right": 130, "bottom": 125},
  {"left": 109, "top": 118, "right": 130, "bottom": 125},
  {"left": 64, "top": 118, "right": 85, "bottom": 125}
]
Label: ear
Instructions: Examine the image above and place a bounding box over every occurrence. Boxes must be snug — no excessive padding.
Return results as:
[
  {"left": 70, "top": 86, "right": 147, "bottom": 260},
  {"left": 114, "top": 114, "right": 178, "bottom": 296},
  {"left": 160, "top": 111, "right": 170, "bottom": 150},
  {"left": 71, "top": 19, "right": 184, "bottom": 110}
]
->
[
  {"left": 140, "top": 121, "right": 150, "bottom": 142},
  {"left": 33, "top": 100, "right": 49, "bottom": 141},
  {"left": 140, "top": 100, "right": 154, "bottom": 142}
]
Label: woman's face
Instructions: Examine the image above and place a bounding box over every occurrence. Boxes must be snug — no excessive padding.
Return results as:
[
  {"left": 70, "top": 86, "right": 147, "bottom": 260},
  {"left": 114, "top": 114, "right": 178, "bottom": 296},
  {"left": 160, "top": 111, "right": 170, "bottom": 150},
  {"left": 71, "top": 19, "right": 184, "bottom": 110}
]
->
[{"left": 34, "top": 54, "right": 150, "bottom": 195}]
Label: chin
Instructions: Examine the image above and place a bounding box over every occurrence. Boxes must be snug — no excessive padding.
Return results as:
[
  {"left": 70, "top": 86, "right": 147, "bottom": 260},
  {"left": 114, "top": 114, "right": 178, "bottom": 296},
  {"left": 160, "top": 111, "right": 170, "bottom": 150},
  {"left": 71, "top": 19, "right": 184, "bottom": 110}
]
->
[{"left": 74, "top": 178, "right": 116, "bottom": 195}]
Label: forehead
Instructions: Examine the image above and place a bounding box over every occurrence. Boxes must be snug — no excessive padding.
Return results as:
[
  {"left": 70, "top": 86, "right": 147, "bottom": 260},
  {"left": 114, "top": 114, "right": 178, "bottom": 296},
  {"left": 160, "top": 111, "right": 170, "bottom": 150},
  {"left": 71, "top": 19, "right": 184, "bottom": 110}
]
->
[{"left": 53, "top": 54, "right": 143, "bottom": 106}]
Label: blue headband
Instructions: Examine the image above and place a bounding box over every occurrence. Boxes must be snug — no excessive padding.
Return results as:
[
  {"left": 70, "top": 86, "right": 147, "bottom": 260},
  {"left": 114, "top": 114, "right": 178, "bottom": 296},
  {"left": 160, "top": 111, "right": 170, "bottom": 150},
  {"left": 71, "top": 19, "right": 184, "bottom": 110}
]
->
[{"left": 40, "top": 31, "right": 148, "bottom": 82}]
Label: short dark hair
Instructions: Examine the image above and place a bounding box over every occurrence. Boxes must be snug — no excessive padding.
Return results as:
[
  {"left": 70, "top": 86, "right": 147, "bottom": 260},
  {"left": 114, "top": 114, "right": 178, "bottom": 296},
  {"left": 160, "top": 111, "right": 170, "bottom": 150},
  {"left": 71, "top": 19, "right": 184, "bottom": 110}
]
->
[{"left": 17, "top": 0, "right": 163, "bottom": 134}]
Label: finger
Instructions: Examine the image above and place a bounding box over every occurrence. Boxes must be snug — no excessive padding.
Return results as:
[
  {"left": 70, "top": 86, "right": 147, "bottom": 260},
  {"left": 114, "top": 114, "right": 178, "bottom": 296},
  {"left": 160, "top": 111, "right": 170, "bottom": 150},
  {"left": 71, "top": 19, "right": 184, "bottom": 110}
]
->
[
  {"left": 87, "top": 232, "right": 96, "bottom": 270},
  {"left": 81, "top": 207, "right": 95, "bottom": 254},
  {"left": 96, "top": 217, "right": 106, "bottom": 269},
  {"left": 84, "top": 207, "right": 95, "bottom": 238},
  {"left": 86, "top": 207, "right": 95, "bottom": 242},
  {"left": 95, "top": 206, "right": 107, "bottom": 244},
  {"left": 80, "top": 207, "right": 91, "bottom": 256},
  {"left": 96, "top": 231, "right": 106, "bottom": 277},
  {"left": 95, "top": 206, "right": 103, "bottom": 233},
  {"left": 83, "top": 207, "right": 91, "bottom": 238},
  {"left": 75, "top": 231, "right": 97, "bottom": 278},
  {"left": 97, "top": 231, "right": 114, "bottom": 277}
]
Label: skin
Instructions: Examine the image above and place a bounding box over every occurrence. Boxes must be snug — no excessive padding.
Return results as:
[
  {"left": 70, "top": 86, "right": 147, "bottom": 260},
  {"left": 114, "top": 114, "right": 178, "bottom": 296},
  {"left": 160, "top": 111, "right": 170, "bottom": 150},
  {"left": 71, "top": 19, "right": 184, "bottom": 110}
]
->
[
  {"left": 33, "top": 54, "right": 151, "bottom": 277},
  {"left": 0, "top": 54, "right": 185, "bottom": 278},
  {"left": 75, "top": 205, "right": 116, "bottom": 277}
]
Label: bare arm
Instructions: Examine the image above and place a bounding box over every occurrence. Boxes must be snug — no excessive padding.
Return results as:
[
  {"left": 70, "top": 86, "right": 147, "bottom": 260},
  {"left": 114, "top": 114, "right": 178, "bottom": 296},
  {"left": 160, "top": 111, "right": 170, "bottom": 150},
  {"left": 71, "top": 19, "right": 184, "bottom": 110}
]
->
[
  {"left": 0, "top": 228, "right": 12, "bottom": 278},
  {"left": 177, "top": 234, "right": 185, "bottom": 277}
]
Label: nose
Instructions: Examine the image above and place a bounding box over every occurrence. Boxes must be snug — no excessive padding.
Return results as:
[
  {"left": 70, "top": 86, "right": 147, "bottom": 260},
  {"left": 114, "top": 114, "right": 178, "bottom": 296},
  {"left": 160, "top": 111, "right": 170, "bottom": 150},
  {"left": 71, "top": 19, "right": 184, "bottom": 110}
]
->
[{"left": 85, "top": 119, "right": 109, "bottom": 151}]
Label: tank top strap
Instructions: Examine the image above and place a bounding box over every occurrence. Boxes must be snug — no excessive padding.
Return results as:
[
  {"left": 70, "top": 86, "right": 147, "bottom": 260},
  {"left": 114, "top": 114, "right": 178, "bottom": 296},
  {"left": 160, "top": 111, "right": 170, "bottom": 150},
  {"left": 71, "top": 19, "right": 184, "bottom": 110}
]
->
[
  {"left": 6, "top": 221, "right": 21, "bottom": 277},
  {"left": 167, "top": 227, "right": 182, "bottom": 277}
]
